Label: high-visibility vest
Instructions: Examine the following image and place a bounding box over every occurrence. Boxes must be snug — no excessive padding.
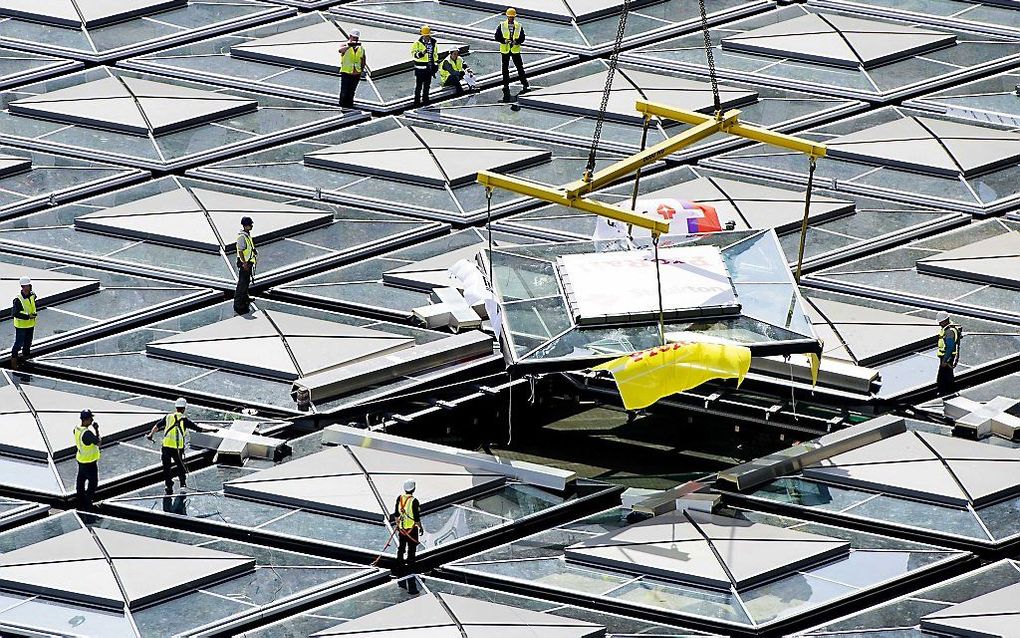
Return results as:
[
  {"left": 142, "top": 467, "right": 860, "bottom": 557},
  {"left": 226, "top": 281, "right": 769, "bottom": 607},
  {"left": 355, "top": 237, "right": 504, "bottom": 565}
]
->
[
  {"left": 938, "top": 324, "right": 962, "bottom": 367},
  {"left": 339, "top": 45, "right": 365, "bottom": 75},
  {"left": 397, "top": 494, "right": 416, "bottom": 529},
  {"left": 411, "top": 38, "right": 438, "bottom": 66},
  {"left": 74, "top": 425, "right": 100, "bottom": 464},
  {"left": 162, "top": 412, "right": 186, "bottom": 449},
  {"left": 13, "top": 294, "right": 36, "bottom": 329},
  {"left": 500, "top": 21, "right": 522, "bottom": 54},
  {"left": 237, "top": 231, "right": 257, "bottom": 265},
  {"left": 440, "top": 56, "right": 464, "bottom": 85}
]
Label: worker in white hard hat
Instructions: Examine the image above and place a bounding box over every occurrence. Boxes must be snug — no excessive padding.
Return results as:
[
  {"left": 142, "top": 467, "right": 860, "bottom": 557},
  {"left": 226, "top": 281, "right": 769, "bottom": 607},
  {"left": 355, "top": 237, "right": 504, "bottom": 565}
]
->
[
  {"left": 146, "top": 398, "right": 205, "bottom": 494},
  {"left": 391, "top": 478, "right": 424, "bottom": 593},
  {"left": 496, "top": 8, "right": 529, "bottom": 102},
  {"left": 10, "top": 276, "right": 37, "bottom": 369},
  {"left": 936, "top": 311, "right": 962, "bottom": 397},
  {"left": 412, "top": 25, "right": 439, "bottom": 107},
  {"left": 338, "top": 29, "right": 366, "bottom": 109}
]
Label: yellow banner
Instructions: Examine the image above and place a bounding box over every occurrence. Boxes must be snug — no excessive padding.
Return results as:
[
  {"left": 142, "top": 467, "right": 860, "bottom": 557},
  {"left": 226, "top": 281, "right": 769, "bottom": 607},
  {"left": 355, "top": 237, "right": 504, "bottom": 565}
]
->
[{"left": 593, "top": 342, "right": 752, "bottom": 410}]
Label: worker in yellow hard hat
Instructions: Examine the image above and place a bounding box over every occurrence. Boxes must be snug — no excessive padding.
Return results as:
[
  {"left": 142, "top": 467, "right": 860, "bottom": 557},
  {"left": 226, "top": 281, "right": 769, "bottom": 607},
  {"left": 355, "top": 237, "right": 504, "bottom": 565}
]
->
[
  {"left": 412, "top": 25, "right": 439, "bottom": 107},
  {"left": 495, "top": 7, "right": 529, "bottom": 102}
]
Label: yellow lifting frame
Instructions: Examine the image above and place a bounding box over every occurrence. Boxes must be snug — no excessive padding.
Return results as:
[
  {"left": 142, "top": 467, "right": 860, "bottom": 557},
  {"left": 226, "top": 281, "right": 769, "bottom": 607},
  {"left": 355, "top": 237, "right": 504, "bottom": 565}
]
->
[{"left": 476, "top": 100, "right": 828, "bottom": 235}]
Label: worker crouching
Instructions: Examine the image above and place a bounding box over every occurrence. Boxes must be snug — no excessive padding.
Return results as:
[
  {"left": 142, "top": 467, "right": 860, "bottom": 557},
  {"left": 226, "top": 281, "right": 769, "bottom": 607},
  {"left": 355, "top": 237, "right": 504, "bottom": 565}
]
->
[
  {"left": 440, "top": 49, "right": 472, "bottom": 96},
  {"left": 392, "top": 479, "right": 424, "bottom": 593}
]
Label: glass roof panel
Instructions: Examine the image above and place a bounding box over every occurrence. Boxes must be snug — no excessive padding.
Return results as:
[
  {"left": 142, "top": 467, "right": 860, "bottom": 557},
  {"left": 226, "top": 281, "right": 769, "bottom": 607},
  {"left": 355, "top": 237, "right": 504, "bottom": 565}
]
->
[
  {"left": 803, "top": 0, "right": 1020, "bottom": 39},
  {"left": 0, "top": 67, "right": 365, "bottom": 170},
  {"left": 706, "top": 106, "right": 1020, "bottom": 215},
  {"left": 906, "top": 67, "right": 1020, "bottom": 127},
  {"left": 191, "top": 116, "right": 633, "bottom": 225},
  {"left": 123, "top": 13, "right": 575, "bottom": 112},
  {"left": 622, "top": 5, "right": 1020, "bottom": 103},
  {"left": 0, "top": 0, "right": 292, "bottom": 63},
  {"left": 105, "top": 427, "right": 613, "bottom": 563},
  {"left": 333, "top": 0, "right": 773, "bottom": 56},
  {"left": 0, "top": 511, "right": 379, "bottom": 637},
  {"left": 0, "top": 47, "right": 80, "bottom": 89},
  {"left": 415, "top": 59, "right": 864, "bottom": 160},
  {"left": 796, "top": 560, "right": 1020, "bottom": 636},
  {"left": 0, "top": 176, "right": 444, "bottom": 289},
  {"left": 446, "top": 505, "right": 968, "bottom": 632},
  {"left": 34, "top": 298, "right": 495, "bottom": 414}
]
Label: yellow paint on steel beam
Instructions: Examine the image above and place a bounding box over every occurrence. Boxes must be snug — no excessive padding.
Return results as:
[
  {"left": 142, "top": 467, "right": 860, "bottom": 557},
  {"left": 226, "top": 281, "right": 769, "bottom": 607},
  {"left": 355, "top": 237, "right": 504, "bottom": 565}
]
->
[
  {"left": 636, "top": 100, "right": 827, "bottom": 158},
  {"left": 476, "top": 171, "right": 671, "bottom": 234},
  {"left": 562, "top": 110, "right": 740, "bottom": 198}
]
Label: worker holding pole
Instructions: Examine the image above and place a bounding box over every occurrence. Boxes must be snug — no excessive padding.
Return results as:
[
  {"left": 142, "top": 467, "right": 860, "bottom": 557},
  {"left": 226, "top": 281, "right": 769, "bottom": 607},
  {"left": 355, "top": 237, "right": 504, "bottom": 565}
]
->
[
  {"left": 496, "top": 8, "right": 529, "bottom": 102},
  {"left": 338, "top": 30, "right": 366, "bottom": 109},
  {"left": 391, "top": 479, "right": 423, "bottom": 594},
  {"left": 74, "top": 409, "right": 100, "bottom": 511},
  {"left": 412, "top": 25, "right": 439, "bottom": 107},
  {"left": 147, "top": 398, "right": 205, "bottom": 495},
  {"left": 10, "top": 276, "right": 37, "bottom": 370},
  {"left": 234, "top": 216, "right": 257, "bottom": 315}
]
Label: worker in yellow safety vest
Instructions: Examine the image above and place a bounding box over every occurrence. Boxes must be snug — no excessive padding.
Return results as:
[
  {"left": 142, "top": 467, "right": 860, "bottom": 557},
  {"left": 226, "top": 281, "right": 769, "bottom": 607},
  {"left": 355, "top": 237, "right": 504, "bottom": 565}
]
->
[
  {"left": 147, "top": 398, "right": 205, "bottom": 494},
  {"left": 936, "top": 312, "right": 962, "bottom": 397},
  {"left": 495, "top": 8, "right": 529, "bottom": 102},
  {"left": 391, "top": 479, "right": 424, "bottom": 593},
  {"left": 412, "top": 25, "right": 440, "bottom": 107},
  {"left": 11, "top": 276, "right": 37, "bottom": 369},
  {"left": 234, "top": 216, "right": 257, "bottom": 315},
  {"left": 338, "top": 29, "right": 366, "bottom": 109},
  {"left": 74, "top": 409, "right": 100, "bottom": 511},
  {"left": 439, "top": 49, "right": 472, "bottom": 96}
]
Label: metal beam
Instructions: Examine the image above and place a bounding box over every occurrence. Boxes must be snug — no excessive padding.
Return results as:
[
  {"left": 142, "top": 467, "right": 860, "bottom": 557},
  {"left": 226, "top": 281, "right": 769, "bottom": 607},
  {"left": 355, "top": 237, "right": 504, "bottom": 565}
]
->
[
  {"left": 636, "top": 100, "right": 828, "bottom": 158},
  {"left": 476, "top": 171, "right": 671, "bottom": 234},
  {"left": 562, "top": 110, "right": 740, "bottom": 198}
]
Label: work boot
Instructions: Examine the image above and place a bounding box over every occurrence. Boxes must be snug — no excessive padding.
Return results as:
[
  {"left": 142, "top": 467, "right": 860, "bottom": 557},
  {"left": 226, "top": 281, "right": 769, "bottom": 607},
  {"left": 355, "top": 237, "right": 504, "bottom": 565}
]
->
[
  {"left": 519, "top": 83, "right": 530, "bottom": 94},
  {"left": 9, "top": 355, "right": 17, "bottom": 370},
  {"left": 501, "top": 89, "right": 513, "bottom": 103}
]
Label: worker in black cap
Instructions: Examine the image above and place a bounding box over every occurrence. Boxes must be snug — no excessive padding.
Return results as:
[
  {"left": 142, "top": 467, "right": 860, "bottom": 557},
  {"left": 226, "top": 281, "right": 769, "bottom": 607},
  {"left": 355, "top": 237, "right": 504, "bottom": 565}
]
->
[
  {"left": 235, "top": 216, "right": 257, "bottom": 315},
  {"left": 74, "top": 409, "right": 100, "bottom": 511}
]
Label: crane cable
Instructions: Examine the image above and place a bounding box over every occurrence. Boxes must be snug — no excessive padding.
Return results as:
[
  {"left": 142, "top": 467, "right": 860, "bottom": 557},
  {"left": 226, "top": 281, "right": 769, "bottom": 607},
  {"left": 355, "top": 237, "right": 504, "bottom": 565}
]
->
[{"left": 582, "top": 0, "right": 631, "bottom": 182}]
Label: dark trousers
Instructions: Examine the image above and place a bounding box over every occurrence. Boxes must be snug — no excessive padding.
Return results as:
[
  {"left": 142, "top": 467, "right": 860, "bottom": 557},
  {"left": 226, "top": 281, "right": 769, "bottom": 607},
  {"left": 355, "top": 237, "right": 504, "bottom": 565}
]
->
[
  {"left": 11, "top": 326, "right": 33, "bottom": 359},
  {"left": 414, "top": 67, "right": 432, "bottom": 106},
  {"left": 339, "top": 73, "right": 360, "bottom": 108},
  {"left": 443, "top": 76, "right": 465, "bottom": 96},
  {"left": 937, "top": 364, "right": 955, "bottom": 397},
  {"left": 161, "top": 446, "right": 187, "bottom": 491},
  {"left": 395, "top": 527, "right": 419, "bottom": 593},
  {"left": 501, "top": 53, "right": 528, "bottom": 93},
  {"left": 76, "top": 461, "right": 98, "bottom": 511},
  {"left": 234, "top": 264, "right": 251, "bottom": 314}
]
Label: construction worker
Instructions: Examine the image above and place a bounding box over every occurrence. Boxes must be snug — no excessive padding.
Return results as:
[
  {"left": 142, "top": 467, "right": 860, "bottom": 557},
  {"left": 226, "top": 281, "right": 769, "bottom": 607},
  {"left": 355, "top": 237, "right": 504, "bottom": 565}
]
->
[
  {"left": 936, "top": 312, "right": 962, "bottom": 397},
  {"left": 338, "top": 29, "right": 366, "bottom": 109},
  {"left": 439, "top": 49, "right": 471, "bottom": 96},
  {"left": 496, "top": 8, "right": 529, "bottom": 102},
  {"left": 234, "top": 216, "right": 257, "bottom": 315},
  {"left": 391, "top": 479, "right": 423, "bottom": 594},
  {"left": 412, "top": 25, "right": 439, "bottom": 107},
  {"left": 10, "top": 276, "right": 37, "bottom": 370},
  {"left": 147, "top": 398, "right": 204, "bottom": 494},
  {"left": 74, "top": 409, "right": 100, "bottom": 511}
]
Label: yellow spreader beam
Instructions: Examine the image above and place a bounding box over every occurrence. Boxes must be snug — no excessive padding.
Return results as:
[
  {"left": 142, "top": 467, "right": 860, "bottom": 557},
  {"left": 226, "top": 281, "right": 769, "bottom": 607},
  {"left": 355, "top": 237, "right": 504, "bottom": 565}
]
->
[{"left": 476, "top": 100, "right": 828, "bottom": 235}]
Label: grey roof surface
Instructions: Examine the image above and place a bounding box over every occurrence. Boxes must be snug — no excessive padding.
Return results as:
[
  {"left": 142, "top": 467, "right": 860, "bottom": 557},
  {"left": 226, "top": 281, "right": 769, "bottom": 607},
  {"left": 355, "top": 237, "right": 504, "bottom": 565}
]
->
[
  {"left": 919, "top": 581, "right": 1020, "bottom": 637},
  {"left": 0, "top": 527, "right": 253, "bottom": 609},
  {"left": 1, "top": 0, "right": 187, "bottom": 28},
  {"left": 721, "top": 12, "right": 956, "bottom": 69},
  {"left": 311, "top": 591, "right": 606, "bottom": 637},
  {"left": 804, "top": 430, "right": 1020, "bottom": 507},
  {"left": 566, "top": 510, "right": 849, "bottom": 590},
  {"left": 223, "top": 444, "right": 505, "bottom": 519},
  {"left": 305, "top": 126, "right": 551, "bottom": 187},
  {"left": 915, "top": 230, "right": 1020, "bottom": 287}
]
